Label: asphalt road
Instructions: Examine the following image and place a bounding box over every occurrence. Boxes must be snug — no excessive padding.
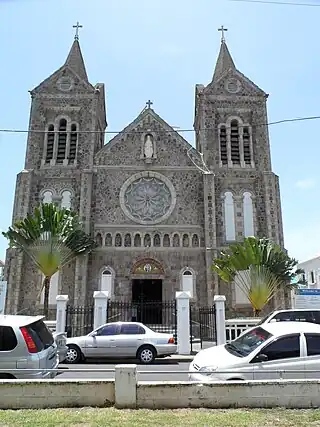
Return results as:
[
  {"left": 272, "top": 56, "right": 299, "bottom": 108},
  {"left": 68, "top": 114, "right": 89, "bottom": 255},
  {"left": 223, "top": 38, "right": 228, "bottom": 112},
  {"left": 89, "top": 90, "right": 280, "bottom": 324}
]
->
[{"left": 56, "top": 359, "right": 190, "bottom": 381}]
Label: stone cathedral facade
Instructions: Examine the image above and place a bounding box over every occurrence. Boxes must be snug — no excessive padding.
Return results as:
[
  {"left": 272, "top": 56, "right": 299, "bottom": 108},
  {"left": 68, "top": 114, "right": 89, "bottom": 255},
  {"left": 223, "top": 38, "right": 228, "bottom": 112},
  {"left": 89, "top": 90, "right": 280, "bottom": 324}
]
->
[{"left": 5, "top": 35, "right": 284, "bottom": 315}]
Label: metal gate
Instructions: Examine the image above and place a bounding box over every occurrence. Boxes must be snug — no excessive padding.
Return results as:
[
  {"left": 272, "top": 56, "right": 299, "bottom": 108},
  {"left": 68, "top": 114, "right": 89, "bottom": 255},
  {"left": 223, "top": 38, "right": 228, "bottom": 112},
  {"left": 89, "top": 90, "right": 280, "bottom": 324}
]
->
[
  {"left": 65, "top": 305, "right": 94, "bottom": 337},
  {"left": 190, "top": 305, "right": 216, "bottom": 353},
  {"left": 107, "top": 300, "right": 177, "bottom": 339}
]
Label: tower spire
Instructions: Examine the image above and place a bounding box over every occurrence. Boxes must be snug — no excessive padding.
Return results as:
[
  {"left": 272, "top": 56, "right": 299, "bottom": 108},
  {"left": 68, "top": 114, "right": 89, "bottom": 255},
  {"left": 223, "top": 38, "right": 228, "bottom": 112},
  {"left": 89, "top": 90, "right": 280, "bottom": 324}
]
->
[
  {"left": 65, "top": 25, "right": 88, "bottom": 82},
  {"left": 212, "top": 26, "right": 236, "bottom": 82}
]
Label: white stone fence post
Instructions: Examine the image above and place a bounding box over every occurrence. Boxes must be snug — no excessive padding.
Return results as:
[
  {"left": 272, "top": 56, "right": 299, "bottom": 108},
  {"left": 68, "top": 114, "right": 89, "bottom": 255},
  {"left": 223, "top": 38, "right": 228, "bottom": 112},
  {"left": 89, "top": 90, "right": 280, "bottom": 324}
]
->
[
  {"left": 214, "top": 295, "right": 226, "bottom": 346},
  {"left": 175, "top": 291, "right": 191, "bottom": 355},
  {"left": 55, "top": 295, "right": 69, "bottom": 334},
  {"left": 93, "top": 291, "right": 109, "bottom": 330}
]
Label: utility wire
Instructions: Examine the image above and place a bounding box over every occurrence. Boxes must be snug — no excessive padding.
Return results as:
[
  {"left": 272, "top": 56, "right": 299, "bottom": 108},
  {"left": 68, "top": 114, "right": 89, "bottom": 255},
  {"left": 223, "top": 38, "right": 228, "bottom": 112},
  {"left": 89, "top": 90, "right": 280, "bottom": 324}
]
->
[
  {"left": 0, "top": 115, "right": 319, "bottom": 136},
  {"left": 228, "top": 0, "right": 320, "bottom": 6}
]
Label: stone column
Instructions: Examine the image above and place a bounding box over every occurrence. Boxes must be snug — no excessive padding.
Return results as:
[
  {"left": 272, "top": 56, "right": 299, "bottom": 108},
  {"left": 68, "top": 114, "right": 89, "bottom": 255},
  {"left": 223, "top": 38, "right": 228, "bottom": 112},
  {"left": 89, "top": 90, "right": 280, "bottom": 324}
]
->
[
  {"left": 203, "top": 172, "right": 218, "bottom": 304},
  {"left": 74, "top": 170, "right": 93, "bottom": 305},
  {"left": 115, "top": 364, "right": 137, "bottom": 409},
  {"left": 6, "top": 170, "right": 33, "bottom": 313},
  {"left": 175, "top": 291, "right": 191, "bottom": 355},
  {"left": 93, "top": 291, "right": 109, "bottom": 330},
  {"left": 55, "top": 295, "right": 69, "bottom": 333},
  {"left": 214, "top": 295, "right": 226, "bottom": 345}
]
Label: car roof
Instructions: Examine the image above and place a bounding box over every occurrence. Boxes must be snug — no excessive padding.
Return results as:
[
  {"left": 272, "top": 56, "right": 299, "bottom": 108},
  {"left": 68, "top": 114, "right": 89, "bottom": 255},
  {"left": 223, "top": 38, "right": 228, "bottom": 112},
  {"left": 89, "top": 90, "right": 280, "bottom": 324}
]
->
[
  {"left": 271, "top": 309, "right": 320, "bottom": 314},
  {"left": 0, "top": 315, "right": 45, "bottom": 327},
  {"left": 262, "top": 321, "right": 320, "bottom": 336}
]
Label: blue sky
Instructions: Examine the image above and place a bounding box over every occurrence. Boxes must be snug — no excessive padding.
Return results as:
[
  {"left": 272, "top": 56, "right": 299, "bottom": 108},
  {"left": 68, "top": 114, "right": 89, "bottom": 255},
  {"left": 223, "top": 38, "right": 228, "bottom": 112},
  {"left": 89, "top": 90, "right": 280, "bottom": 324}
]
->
[{"left": 0, "top": 0, "right": 319, "bottom": 263}]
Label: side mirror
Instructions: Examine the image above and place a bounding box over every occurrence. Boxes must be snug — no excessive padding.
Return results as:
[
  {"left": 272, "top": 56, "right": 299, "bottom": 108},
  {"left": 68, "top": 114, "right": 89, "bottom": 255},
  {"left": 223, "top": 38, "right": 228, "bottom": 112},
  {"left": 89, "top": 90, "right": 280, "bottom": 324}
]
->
[
  {"left": 254, "top": 353, "right": 268, "bottom": 363},
  {"left": 91, "top": 331, "right": 98, "bottom": 337}
]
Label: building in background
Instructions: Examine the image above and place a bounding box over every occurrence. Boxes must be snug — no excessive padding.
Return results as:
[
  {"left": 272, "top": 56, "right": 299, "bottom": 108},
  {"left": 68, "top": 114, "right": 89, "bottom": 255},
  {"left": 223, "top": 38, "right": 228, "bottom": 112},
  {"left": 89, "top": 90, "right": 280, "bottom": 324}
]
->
[
  {"left": 297, "top": 257, "right": 320, "bottom": 289},
  {"left": 4, "top": 31, "right": 284, "bottom": 315},
  {"left": 0, "top": 260, "right": 4, "bottom": 281}
]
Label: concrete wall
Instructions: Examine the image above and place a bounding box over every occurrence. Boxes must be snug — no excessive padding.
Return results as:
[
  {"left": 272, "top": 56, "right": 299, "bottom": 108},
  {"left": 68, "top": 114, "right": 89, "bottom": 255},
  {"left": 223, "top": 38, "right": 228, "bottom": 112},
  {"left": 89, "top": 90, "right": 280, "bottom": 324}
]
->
[
  {"left": 137, "top": 380, "right": 320, "bottom": 409},
  {"left": 3, "top": 375, "right": 320, "bottom": 410},
  {"left": 0, "top": 380, "right": 114, "bottom": 409}
]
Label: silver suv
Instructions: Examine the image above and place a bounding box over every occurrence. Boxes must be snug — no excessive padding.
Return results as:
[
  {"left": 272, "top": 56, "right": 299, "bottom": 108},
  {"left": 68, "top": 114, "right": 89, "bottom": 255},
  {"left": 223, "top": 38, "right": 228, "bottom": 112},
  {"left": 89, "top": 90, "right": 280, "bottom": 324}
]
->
[{"left": 0, "top": 315, "right": 59, "bottom": 379}]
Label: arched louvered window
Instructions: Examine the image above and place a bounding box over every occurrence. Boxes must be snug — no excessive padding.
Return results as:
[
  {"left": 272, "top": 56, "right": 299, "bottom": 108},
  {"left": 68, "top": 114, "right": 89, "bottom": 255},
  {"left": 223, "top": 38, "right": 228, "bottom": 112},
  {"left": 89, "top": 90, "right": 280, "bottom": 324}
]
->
[
  {"left": 56, "top": 119, "right": 67, "bottom": 164},
  {"left": 243, "top": 192, "right": 254, "bottom": 237},
  {"left": 219, "top": 125, "right": 228, "bottom": 165},
  {"left": 243, "top": 127, "right": 251, "bottom": 165},
  {"left": 45, "top": 125, "right": 55, "bottom": 164},
  {"left": 230, "top": 120, "right": 240, "bottom": 165},
  {"left": 224, "top": 191, "right": 236, "bottom": 241},
  {"left": 69, "top": 124, "right": 78, "bottom": 164}
]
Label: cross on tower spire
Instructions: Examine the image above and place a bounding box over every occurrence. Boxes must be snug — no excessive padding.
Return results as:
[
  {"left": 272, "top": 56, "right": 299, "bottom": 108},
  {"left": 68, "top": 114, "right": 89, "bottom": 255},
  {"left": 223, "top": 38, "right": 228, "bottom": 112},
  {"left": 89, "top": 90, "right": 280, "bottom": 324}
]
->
[
  {"left": 146, "top": 100, "right": 153, "bottom": 109},
  {"left": 218, "top": 25, "right": 228, "bottom": 43},
  {"left": 73, "top": 21, "right": 83, "bottom": 40}
]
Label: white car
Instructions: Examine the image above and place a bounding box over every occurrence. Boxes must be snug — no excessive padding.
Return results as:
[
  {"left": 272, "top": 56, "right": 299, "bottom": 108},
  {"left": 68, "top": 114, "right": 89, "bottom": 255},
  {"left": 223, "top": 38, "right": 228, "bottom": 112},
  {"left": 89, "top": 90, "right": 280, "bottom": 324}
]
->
[
  {"left": 189, "top": 321, "right": 320, "bottom": 382},
  {"left": 64, "top": 321, "right": 177, "bottom": 364}
]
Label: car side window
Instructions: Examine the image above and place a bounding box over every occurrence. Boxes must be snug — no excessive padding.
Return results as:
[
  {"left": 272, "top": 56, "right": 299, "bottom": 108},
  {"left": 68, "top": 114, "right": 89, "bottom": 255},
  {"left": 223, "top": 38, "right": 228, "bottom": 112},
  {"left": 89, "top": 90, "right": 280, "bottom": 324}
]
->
[
  {"left": 272, "top": 311, "right": 315, "bottom": 323},
  {"left": 255, "top": 334, "right": 300, "bottom": 362},
  {"left": 312, "top": 312, "right": 320, "bottom": 325},
  {"left": 120, "top": 324, "right": 146, "bottom": 335},
  {"left": 96, "top": 325, "right": 119, "bottom": 336},
  {"left": 305, "top": 333, "right": 320, "bottom": 356},
  {"left": 0, "top": 326, "right": 18, "bottom": 351}
]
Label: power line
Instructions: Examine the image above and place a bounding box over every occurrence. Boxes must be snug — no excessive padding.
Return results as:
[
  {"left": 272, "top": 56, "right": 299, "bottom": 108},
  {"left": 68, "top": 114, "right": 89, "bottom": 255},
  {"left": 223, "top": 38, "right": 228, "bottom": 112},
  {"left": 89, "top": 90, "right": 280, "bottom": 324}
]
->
[
  {"left": 0, "top": 115, "right": 319, "bottom": 136},
  {"left": 228, "top": 0, "right": 320, "bottom": 6}
]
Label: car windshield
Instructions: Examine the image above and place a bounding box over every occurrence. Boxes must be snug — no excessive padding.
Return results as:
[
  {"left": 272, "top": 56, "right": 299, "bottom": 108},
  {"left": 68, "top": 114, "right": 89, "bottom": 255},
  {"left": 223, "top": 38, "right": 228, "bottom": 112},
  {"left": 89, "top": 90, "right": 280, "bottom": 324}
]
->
[{"left": 225, "top": 326, "right": 272, "bottom": 358}]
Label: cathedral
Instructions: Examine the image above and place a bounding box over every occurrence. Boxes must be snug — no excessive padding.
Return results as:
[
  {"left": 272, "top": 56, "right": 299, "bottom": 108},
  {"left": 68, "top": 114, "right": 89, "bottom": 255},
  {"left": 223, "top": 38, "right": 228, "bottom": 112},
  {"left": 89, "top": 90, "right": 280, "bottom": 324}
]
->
[{"left": 5, "top": 30, "right": 284, "bottom": 315}]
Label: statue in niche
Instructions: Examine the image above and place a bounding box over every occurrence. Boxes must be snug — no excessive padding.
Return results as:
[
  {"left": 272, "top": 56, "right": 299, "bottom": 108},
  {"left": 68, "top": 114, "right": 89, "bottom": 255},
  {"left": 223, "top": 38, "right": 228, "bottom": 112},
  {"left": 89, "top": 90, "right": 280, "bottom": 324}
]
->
[{"left": 144, "top": 134, "right": 154, "bottom": 159}]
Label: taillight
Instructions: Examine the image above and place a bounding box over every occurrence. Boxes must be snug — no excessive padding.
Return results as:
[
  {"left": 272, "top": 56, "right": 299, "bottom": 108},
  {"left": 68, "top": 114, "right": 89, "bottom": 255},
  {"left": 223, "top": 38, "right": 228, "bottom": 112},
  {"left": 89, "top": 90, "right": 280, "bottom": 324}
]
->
[
  {"left": 20, "top": 327, "right": 37, "bottom": 353},
  {"left": 168, "top": 337, "right": 175, "bottom": 344}
]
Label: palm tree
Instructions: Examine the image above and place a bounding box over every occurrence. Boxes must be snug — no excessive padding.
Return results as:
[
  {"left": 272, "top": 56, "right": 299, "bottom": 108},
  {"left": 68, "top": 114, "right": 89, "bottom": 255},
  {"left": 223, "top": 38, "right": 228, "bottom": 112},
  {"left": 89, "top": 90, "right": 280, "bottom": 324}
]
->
[
  {"left": 212, "top": 237, "right": 304, "bottom": 316},
  {"left": 2, "top": 203, "right": 96, "bottom": 318}
]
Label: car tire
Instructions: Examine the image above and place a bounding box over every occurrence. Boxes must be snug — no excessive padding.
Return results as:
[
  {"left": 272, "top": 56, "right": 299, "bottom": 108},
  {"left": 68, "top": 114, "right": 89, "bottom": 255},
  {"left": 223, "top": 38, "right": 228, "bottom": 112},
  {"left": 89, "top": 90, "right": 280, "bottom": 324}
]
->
[
  {"left": 65, "top": 345, "right": 82, "bottom": 364},
  {"left": 137, "top": 345, "right": 156, "bottom": 364}
]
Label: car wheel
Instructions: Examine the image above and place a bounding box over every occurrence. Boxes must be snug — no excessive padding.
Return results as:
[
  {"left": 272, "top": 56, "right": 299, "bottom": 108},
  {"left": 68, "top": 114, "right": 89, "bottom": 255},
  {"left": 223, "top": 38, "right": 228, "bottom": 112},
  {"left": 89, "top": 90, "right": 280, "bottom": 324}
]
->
[
  {"left": 137, "top": 345, "right": 156, "bottom": 364},
  {"left": 65, "top": 345, "right": 82, "bottom": 364}
]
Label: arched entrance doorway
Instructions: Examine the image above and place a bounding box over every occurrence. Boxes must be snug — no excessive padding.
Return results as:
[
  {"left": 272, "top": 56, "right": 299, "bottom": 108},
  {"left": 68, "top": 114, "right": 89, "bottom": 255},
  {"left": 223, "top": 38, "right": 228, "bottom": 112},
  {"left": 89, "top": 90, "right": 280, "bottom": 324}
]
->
[
  {"left": 131, "top": 258, "right": 164, "bottom": 324},
  {"left": 131, "top": 258, "right": 164, "bottom": 303}
]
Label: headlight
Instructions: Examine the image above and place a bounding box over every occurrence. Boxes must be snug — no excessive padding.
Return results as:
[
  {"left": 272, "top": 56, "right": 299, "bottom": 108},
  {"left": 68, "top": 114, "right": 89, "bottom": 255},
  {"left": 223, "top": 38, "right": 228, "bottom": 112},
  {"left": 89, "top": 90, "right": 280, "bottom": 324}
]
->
[{"left": 199, "top": 366, "right": 218, "bottom": 376}]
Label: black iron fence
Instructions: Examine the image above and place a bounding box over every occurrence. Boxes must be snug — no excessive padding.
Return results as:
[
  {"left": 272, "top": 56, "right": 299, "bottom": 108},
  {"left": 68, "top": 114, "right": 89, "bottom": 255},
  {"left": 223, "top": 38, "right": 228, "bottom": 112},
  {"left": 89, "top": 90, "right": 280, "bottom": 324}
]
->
[
  {"left": 190, "top": 305, "right": 216, "bottom": 352},
  {"left": 107, "top": 300, "right": 177, "bottom": 338},
  {"left": 65, "top": 305, "right": 94, "bottom": 337}
]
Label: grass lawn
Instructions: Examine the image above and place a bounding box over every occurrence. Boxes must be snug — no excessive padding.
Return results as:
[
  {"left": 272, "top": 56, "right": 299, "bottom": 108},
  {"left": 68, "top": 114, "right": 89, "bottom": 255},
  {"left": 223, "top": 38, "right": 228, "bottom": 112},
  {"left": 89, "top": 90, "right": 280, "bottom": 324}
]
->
[{"left": 0, "top": 408, "right": 320, "bottom": 426}]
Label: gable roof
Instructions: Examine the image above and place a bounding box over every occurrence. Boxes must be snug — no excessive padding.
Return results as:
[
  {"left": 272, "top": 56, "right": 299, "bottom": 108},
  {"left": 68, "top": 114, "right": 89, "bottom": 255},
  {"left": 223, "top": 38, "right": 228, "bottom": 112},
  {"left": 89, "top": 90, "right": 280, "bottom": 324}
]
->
[{"left": 96, "top": 105, "right": 195, "bottom": 156}]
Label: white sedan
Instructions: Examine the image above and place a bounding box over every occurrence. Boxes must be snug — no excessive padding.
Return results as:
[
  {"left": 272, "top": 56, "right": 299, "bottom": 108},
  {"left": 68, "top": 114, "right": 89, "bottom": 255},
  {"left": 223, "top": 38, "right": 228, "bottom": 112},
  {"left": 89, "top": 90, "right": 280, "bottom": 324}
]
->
[
  {"left": 64, "top": 321, "right": 177, "bottom": 364},
  {"left": 189, "top": 321, "right": 320, "bottom": 382}
]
